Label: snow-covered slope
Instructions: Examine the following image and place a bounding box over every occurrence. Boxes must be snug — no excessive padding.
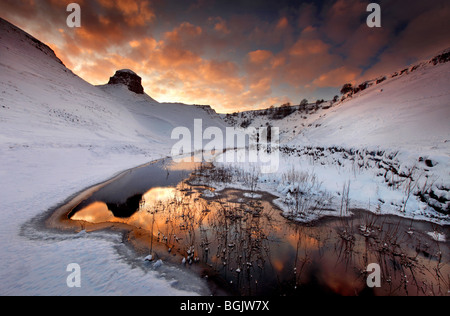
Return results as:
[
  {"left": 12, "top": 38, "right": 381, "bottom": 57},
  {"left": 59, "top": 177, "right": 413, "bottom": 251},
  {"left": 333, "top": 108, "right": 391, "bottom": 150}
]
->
[
  {"left": 286, "top": 52, "right": 450, "bottom": 215},
  {"left": 0, "top": 19, "right": 225, "bottom": 153},
  {"left": 293, "top": 54, "right": 450, "bottom": 155},
  {"left": 222, "top": 50, "right": 450, "bottom": 220},
  {"left": 0, "top": 17, "right": 225, "bottom": 295},
  {"left": 224, "top": 51, "right": 450, "bottom": 155},
  {"left": 221, "top": 101, "right": 333, "bottom": 144}
]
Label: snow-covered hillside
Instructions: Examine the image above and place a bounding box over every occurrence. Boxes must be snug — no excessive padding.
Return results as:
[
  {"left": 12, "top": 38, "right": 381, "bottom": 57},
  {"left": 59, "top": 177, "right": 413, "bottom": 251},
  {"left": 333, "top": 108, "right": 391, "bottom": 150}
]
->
[
  {"left": 294, "top": 51, "right": 450, "bottom": 154},
  {"left": 221, "top": 101, "right": 334, "bottom": 143},
  {"left": 221, "top": 50, "right": 450, "bottom": 222},
  {"left": 285, "top": 51, "right": 450, "bottom": 217},
  {"left": 224, "top": 51, "right": 450, "bottom": 154},
  {"left": 0, "top": 17, "right": 224, "bottom": 295}
]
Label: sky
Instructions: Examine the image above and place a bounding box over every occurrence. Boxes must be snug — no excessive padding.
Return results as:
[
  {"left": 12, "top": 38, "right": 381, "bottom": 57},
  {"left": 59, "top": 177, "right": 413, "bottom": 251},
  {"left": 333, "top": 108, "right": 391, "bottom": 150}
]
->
[{"left": 0, "top": 0, "right": 449, "bottom": 113}]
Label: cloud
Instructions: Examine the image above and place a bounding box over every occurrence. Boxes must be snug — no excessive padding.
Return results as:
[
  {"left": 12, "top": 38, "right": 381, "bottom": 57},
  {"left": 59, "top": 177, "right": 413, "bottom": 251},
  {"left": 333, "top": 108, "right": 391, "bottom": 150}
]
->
[
  {"left": 210, "top": 17, "right": 231, "bottom": 34},
  {"left": 249, "top": 77, "right": 272, "bottom": 97},
  {"left": 289, "top": 38, "right": 330, "bottom": 57},
  {"left": 97, "top": 0, "right": 156, "bottom": 26},
  {"left": 248, "top": 50, "right": 273, "bottom": 64},
  {"left": 359, "top": 1, "right": 450, "bottom": 80},
  {"left": 1, "top": 0, "right": 449, "bottom": 112},
  {"left": 320, "top": 0, "right": 367, "bottom": 44},
  {"left": 313, "top": 66, "right": 361, "bottom": 88},
  {"left": 275, "top": 17, "right": 289, "bottom": 30}
]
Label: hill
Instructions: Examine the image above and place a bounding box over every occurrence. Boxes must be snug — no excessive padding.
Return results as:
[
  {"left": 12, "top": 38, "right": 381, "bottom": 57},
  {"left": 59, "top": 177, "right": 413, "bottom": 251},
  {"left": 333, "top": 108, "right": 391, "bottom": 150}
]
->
[{"left": 0, "top": 17, "right": 222, "bottom": 295}]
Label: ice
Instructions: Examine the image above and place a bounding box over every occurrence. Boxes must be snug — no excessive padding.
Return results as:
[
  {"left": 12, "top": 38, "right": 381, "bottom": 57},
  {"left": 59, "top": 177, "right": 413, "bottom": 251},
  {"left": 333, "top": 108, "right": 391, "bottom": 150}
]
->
[
  {"left": 427, "top": 231, "right": 446, "bottom": 242},
  {"left": 144, "top": 255, "right": 153, "bottom": 262}
]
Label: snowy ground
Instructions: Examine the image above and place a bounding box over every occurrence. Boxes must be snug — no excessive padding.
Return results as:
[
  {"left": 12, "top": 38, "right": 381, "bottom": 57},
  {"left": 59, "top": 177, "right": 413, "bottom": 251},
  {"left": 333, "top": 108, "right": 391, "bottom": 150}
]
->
[{"left": 198, "top": 148, "right": 449, "bottom": 225}]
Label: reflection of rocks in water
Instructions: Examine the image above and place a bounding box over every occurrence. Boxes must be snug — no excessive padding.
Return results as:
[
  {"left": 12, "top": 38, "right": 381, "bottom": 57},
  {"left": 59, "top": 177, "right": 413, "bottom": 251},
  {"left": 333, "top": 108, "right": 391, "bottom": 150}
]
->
[{"left": 106, "top": 194, "right": 142, "bottom": 218}]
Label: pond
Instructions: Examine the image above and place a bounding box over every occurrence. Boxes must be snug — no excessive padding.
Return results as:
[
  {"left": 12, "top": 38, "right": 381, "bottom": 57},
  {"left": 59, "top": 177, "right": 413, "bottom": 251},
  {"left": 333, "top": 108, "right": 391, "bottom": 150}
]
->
[{"left": 46, "top": 158, "right": 450, "bottom": 296}]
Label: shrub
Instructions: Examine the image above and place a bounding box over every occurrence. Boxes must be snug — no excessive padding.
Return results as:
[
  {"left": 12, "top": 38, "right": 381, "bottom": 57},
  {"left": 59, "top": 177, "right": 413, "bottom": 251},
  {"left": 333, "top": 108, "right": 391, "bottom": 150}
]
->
[
  {"left": 240, "top": 119, "right": 252, "bottom": 129},
  {"left": 376, "top": 77, "right": 386, "bottom": 84},
  {"left": 340, "top": 83, "right": 353, "bottom": 95},
  {"left": 271, "top": 103, "right": 294, "bottom": 119}
]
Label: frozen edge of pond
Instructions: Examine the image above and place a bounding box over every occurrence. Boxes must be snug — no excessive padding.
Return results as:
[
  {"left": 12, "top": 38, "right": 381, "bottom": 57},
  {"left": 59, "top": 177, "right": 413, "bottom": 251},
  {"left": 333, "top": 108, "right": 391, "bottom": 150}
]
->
[
  {"left": 193, "top": 175, "right": 450, "bottom": 227},
  {"left": 21, "top": 156, "right": 211, "bottom": 296}
]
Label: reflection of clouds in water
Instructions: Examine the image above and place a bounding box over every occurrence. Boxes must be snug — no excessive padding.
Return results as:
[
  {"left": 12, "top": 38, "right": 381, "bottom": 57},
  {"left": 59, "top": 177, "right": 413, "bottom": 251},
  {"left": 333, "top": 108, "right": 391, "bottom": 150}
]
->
[
  {"left": 285, "top": 231, "right": 321, "bottom": 250},
  {"left": 69, "top": 181, "right": 450, "bottom": 296},
  {"left": 142, "top": 187, "right": 177, "bottom": 207},
  {"left": 71, "top": 201, "right": 116, "bottom": 223},
  {"left": 72, "top": 187, "right": 178, "bottom": 227},
  {"left": 165, "top": 159, "right": 203, "bottom": 171},
  {"left": 129, "top": 187, "right": 178, "bottom": 230},
  {"left": 319, "top": 264, "right": 365, "bottom": 296}
]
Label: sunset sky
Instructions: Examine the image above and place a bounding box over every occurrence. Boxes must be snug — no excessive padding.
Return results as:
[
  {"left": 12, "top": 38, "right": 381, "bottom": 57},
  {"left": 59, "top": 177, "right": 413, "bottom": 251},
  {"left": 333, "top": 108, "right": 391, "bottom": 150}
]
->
[{"left": 1, "top": 0, "right": 449, "bottom": 113}]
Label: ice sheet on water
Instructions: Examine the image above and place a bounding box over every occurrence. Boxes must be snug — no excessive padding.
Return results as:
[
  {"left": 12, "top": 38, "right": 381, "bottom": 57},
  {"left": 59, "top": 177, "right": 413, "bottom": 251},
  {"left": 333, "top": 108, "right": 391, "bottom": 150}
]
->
[{"left": 427, "top": 231, "right": 446, "bottom": 242}]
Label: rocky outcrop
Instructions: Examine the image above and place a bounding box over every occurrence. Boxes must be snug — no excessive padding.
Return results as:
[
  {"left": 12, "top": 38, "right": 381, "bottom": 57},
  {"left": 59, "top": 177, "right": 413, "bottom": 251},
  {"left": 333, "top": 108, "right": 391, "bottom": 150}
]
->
[
  {"left": 430, "top": 48, "right": 450, "bottom": 65},
  {"left": 108, "top": 69, "right": 144, "bottom": 94}
]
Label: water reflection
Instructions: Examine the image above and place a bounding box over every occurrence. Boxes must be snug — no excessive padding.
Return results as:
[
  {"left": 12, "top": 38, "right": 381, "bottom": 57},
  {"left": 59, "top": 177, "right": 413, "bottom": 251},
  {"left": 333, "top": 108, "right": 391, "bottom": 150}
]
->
[
  {"left": 70, "top": 176, "right": 449, "bottom": 296},
  {"left": 72, "top": 202, "right": 114, "bottom": 223}
]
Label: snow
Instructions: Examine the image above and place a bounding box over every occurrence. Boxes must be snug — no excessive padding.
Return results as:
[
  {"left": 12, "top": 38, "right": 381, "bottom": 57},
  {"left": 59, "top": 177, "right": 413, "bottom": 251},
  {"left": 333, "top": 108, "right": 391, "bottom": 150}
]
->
[
  {"left": 427, "top": 231, "right": 446, "bottom": 242},
  {"left": 153, "top": 260, "right": 164, "bottom": 269},
  {"left": 144, "top": 255, "right": 153, "bottom": 262},
  {"left": 243, "top": 192, "right": 262, "bottom": 199},
  {"left": 117, "top": 69, "right": 138, "bottom": 75},
  {"left": 211, "top": 54, "right": 450, "bottom": 224},
  {"left": 0, "top": 18, "right": 221, "bottom": 296},
  {"left": 202, "top": 189, "right": 217, "bottom": 198},
  {"left": 284, "top": 58, "right": 450, "bottom": 222},
  {"left": 293, "top": 62, "right": 450, "bottom": 155}
]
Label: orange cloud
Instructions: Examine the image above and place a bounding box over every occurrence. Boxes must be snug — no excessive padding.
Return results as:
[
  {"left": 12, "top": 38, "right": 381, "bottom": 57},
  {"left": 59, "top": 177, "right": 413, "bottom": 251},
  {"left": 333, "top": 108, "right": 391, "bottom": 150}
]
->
[
  {"left": 289, "top": 38, "right": 330, "bottom": 57},
  {"left": 313, "top": 66, "right": 361, "bottom": 87},
  {"left": 276, "top": 17, "right": 289, "bottom": 30},
  {"left": 249, "top": 77, "right": 272, "bottom": 96},
  {"left": 165, "top": 22, "right": 203, "bottom": 42},
  {"left": 248, "top": 50, "right": 273, "bottom": 64},
  {"left": 97, "top": 0, "right": 155, "bottom": 26},
  {"left": 212, "top": 17, "right": 231, "bottom": 34},
  {"left": 2, "top": 0, "right": 448, "bottom": 113},
  {"left": 321, "top": 0, "right": 367, "bottom": 44}
]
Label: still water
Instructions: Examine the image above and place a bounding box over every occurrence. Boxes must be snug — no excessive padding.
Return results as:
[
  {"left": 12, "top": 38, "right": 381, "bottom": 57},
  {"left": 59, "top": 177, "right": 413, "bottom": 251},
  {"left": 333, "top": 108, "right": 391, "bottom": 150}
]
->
[{"left": 56, "top": 159, "right": 449, "bottom": 296}]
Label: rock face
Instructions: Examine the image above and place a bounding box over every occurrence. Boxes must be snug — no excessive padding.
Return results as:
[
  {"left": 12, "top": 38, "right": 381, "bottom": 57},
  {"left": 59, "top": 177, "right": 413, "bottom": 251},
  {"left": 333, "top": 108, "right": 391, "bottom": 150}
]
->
[{"left": 108, "top": 69, "right": 144, "bottom": 94}]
